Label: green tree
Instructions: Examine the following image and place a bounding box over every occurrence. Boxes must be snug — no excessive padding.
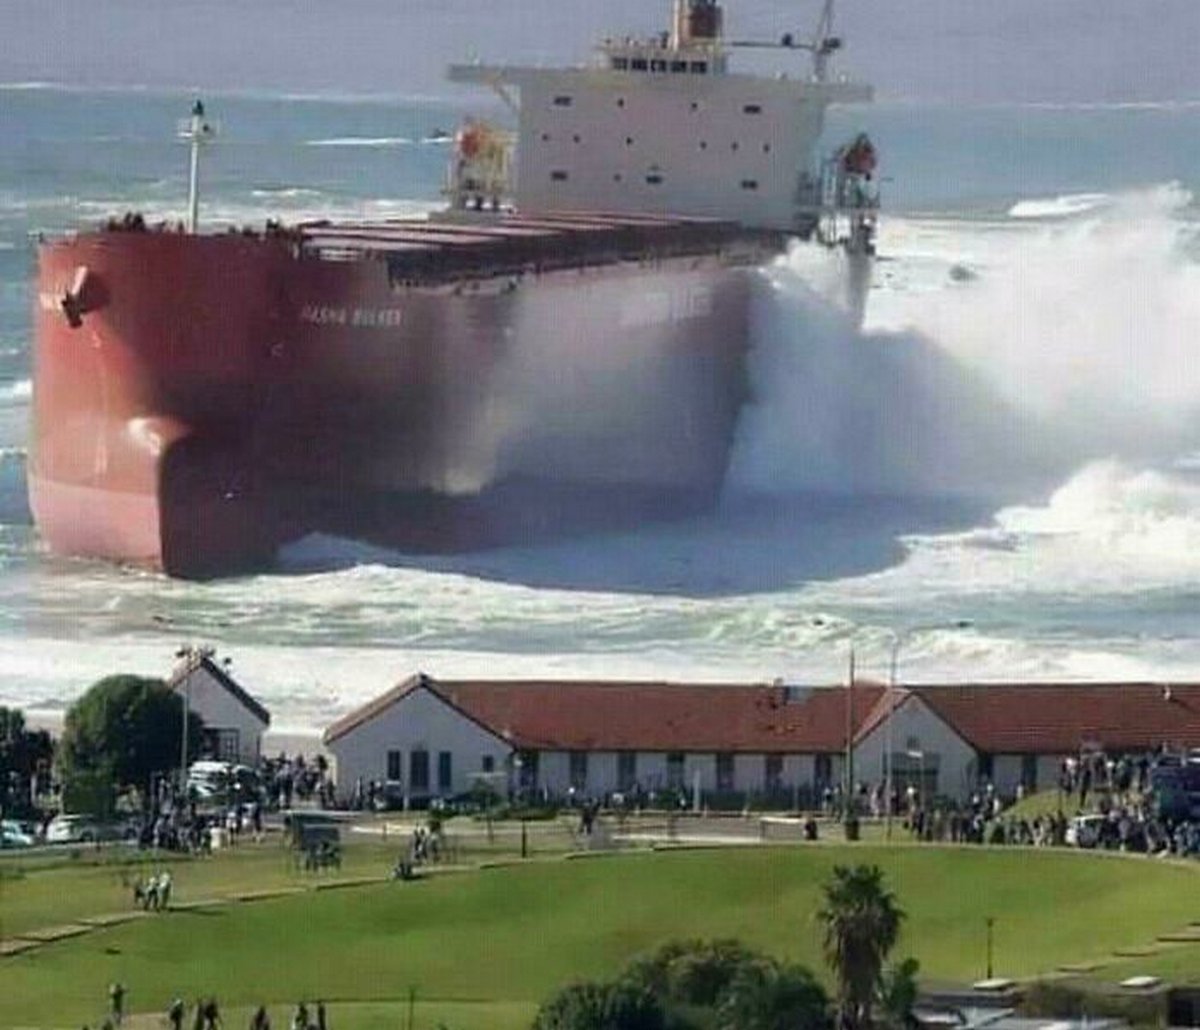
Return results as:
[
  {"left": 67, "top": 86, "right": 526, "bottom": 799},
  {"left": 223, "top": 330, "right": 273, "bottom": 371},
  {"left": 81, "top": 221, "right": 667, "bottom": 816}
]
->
[
  {"left": 59, "top": 675, "right": 204, "bottom": 815},
  {"left": 717, "top": 960, "right": 830, "bottom": 1030},
  {"left": 817, "top": 865, "right": 905, "bottom": 1030},
  {"left": 625, "top": 938, "right": 764, "bottom": 1008},
  {"left": 878, "top": 958, "right": 921, "bottom": 1030},
  {"left": 532, "top": 980, "right": 666, "bottom": 1030},
  {"left": 0, "top": 706, "right": 54, "bottom": 816}
]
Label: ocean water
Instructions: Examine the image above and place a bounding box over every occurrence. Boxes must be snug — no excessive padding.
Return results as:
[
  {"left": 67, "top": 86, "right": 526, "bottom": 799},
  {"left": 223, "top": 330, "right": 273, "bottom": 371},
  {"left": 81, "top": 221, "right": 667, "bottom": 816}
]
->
[{"left": 2, "top": 83, "right": 1200, "bottom": 731}]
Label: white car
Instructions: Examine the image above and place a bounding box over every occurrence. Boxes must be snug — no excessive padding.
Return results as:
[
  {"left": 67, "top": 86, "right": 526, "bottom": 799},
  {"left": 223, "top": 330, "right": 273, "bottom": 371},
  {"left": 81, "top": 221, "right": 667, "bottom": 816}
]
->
[
  {"left": 45, "top": 814, "right": 103, "bottom": 844},
  {"left": 1, "top": 819, "right": 36, "bottom": 848}
]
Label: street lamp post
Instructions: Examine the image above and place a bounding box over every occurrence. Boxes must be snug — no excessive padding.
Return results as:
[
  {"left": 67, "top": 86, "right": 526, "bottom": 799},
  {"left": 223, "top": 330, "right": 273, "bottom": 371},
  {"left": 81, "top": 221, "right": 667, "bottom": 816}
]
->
[{"left": 986, "top": 916, "right": 995, "bottom": 979}]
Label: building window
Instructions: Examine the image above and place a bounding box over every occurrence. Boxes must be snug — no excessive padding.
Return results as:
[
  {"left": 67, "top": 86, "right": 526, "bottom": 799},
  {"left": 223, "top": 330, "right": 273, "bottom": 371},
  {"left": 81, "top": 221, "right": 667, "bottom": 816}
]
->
[
  {"left": 386, "top": 750, "right": 402, "bottom": 782},
  {"left": 540, "top": 132, "right": 551, "bottom": 142},
  {"left": 690, "top": 61, "right": 708, "bottom": 74},
  {"left": 743, "top": 103, "right": 762, "bottom": 114},
  {"left": 815, "top": 753, "right": 832, "bottom": 787},
  {"left": 569, "top": 751, "right": 589, "bottom": 790},
  {"left": 666, "top": 752, "right": 685, "bottom": 789},
  {"left": 978, "top": 753, "right": 994, "bottom": 782},
  {"left": 573, "top": 134, "right": 581, "bottom": 143},
  {"left": 690, "top": 101, "right": 700, "bottom": 111},
  {"left": 670, "top": 60, "right": 687, "bottom": 73},
  {"left": 731, "top": 141, "right": 740, "bottom": 151},
  {"left": 650, "top": 59, "right": 667, "bottom": 72},
  {"left": 216, "top": 729, "right": 239, "bottom": 762},
  {"left": 617, "top": 97, "right": 626, "bottom": 107},
  {"left": 551, "top": 170, "right": 569, "bottom": 181},
  {"left": 482, "top": 754, "right": 495, "bottom": 774},
  {"left": 631, "top": 59, "right": 648, "bottom": 72},
  {"left": 741, "top": 180, "right": 759, "bottom": 190},
  {"left": 699, "top": 140, "right": 708, "bottom": 150},
  {"left": 410, "top": 749, "right": 429, "bottom": 791},
  {"left": 617, "top": 752, "right": 638, "bottom": 791},
  {"left": 553, "top": 95, "right": 573, "bottom": 107},
  {"left": 625, "top": 136, "right": 634, "bottom": 146},
  {"left": 612, "top": 57, "right": 629, "bottom": 71},
  {"left": 765, "top": 754, "right": 784, "bottom": 791},
  {"left": 715, "top": 753, "right": 735, "bottom": 792},
  {"left": 613, "top": 173, "right": 623, "bottom": 182},
  {"left": 438, "top": 751, "right": 452, "bottom": 790},
  {"left": 645, "top": 173, "right": 663, "bottom": 185}
]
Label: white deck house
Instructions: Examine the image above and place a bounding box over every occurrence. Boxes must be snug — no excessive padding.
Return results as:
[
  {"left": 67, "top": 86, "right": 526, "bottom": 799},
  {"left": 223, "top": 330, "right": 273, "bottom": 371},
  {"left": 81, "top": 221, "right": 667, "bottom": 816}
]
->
[
  {"left": 168, "top": 650, "right": 270, "bottom": 765},
  {"left": 323, "top": 675, "right": 1200, "bottom": 805},
  {"left": 323, "top": 674, "right": 881, "bottom": 805}
]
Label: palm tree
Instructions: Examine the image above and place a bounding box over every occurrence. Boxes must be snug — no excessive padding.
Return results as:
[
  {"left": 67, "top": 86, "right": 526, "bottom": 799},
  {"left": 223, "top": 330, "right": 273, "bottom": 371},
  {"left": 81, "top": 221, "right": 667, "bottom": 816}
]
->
[{"left": 817, "top": 864, "right": 905, "bottom": 1030}]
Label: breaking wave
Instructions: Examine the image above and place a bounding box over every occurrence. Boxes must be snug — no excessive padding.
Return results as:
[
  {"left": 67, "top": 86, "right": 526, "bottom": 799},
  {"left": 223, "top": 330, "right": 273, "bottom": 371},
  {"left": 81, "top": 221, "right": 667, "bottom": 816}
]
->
[
  {"left": 1008, "top": 192, "right": 1111, "bottom": 219},
  {"left": 0, "top": 379, "right": 31, "bottom": 402}
]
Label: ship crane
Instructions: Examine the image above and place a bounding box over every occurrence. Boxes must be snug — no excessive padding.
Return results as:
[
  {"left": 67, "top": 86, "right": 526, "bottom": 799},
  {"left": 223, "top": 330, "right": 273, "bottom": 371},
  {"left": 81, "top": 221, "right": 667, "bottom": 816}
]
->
[
  {"left": 177, "top": 99, "right": 218, "bottom": 234},
  {"left": 727, "top": 0, "right": 841, "bottom": 82}
]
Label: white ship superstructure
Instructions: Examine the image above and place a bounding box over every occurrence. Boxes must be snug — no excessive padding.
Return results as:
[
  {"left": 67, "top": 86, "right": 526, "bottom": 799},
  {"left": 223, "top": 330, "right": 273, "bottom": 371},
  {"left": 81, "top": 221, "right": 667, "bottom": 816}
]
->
[{"left": 449, "top": 0, "right": 873, "bottom": 237}]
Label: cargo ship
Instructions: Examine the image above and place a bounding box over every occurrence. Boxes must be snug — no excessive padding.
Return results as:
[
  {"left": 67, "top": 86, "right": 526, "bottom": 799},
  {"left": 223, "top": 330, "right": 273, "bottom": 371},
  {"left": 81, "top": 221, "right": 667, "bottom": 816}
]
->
[{"left": 30, "top": 0, "right": 877, "bottom": 578}]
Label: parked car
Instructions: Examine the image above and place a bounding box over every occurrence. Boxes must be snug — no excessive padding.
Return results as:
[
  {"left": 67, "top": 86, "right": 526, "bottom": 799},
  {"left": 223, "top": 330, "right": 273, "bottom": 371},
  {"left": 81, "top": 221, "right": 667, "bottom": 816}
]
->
[
  {"left": 1, "top": 819, "right": 37, "bottom": 848},
  {"left": 45, "top": 814, "right": 103, "bottom": 844}
]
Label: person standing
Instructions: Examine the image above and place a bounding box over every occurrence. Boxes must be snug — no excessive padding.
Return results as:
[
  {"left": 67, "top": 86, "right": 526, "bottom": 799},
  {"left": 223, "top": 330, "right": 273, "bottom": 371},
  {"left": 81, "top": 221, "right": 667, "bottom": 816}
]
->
[
  {"left": 250, "top": 1006, "right": 271, "bottom": 1030},
  {"left": 168, "top": 997, "right": 186, "bottom": 1030},
  {"left": 316, "top": 1001, "right": 327, "bottom": 1030}
]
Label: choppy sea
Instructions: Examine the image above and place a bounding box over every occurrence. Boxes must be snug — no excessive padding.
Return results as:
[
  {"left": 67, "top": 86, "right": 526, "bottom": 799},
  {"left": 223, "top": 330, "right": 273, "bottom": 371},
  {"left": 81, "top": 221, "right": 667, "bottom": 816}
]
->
[{"left": 2, "top": 84, "right": 1200, "bottom": 731}]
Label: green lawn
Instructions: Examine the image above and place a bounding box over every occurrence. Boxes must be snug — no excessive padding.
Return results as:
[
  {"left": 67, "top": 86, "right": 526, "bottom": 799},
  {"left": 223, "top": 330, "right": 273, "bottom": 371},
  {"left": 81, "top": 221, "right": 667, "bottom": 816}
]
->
[{"left": 3, "top": 845, "right": 1200, "bottom": 1029}]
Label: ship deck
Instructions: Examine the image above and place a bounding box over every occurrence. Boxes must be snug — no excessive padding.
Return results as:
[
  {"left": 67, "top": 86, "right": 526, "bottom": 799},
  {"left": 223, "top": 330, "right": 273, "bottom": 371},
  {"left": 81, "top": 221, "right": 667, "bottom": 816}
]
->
[{"left": 296, "top": 211, "right": 785, "bottom": 285}]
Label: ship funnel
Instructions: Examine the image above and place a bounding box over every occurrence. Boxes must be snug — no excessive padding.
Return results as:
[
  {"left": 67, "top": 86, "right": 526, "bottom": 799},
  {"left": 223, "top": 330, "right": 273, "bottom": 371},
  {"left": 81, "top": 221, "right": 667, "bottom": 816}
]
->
[{"left": 682, "top": 0, "right": 723, "bottom": 43}]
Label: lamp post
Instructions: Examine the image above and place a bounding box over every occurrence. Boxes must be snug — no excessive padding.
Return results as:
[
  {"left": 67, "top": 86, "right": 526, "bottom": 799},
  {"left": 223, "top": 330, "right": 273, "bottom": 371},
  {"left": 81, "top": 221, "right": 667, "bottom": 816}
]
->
[{"left": 986, "top": 916, "right": 995, "bottom": 979}]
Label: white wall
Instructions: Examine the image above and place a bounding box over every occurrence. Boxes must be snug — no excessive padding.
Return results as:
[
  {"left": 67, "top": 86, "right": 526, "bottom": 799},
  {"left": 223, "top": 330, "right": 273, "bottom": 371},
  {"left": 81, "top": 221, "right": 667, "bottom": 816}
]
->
[
  {"left": 853, "top": 696, "right": 979, "bottom": 801},
  {"left": 173, "top": 667, "right": 267, "bottom": 765},
  {"left": 327, "top": 687, "right": 510, "bottom": 801}
]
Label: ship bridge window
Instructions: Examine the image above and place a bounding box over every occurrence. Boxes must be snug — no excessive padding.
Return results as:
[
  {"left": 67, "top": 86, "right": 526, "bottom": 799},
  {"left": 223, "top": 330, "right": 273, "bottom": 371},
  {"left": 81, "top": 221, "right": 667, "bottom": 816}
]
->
[
  {"left": 743, "top": 103, "right": 763, "bottom": 114},
  {"left": 631, "top": 58, "right": 648, "bottom": 71},
  {"left": 650, "top": 59, "right": 668, "bottom": 72},
  {"left": 553, "top": 95, "right": 573, "bottom": 107},
  {"left": 551, "top": 170, "right": 569, "bottom": 181},
  {"left": 690, "top": 61, "right": 708, "bottom": 74},
  {"left": 612, "top": 57, "right": 629, "bottom": 70}
]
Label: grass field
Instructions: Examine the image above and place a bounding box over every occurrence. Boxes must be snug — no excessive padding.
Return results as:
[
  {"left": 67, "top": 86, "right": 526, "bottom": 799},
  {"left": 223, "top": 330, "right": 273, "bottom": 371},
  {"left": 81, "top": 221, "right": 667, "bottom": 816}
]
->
[{"left": 3, "top": 842, "right": 1200, "bottom": 1030}]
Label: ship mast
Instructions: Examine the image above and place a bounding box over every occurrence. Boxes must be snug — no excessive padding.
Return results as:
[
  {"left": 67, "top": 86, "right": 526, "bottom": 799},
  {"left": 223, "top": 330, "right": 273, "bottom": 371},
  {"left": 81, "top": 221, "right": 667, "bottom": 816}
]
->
[{"left": 179, "top": 100, "right": 216, "bottom": 234}]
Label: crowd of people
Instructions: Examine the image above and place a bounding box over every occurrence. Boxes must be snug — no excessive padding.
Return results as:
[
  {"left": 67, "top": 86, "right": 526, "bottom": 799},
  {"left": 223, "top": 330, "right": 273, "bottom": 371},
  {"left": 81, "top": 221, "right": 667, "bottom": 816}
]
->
[{"left": 83, "top": 985, "right": 331, "bottom": 1030}]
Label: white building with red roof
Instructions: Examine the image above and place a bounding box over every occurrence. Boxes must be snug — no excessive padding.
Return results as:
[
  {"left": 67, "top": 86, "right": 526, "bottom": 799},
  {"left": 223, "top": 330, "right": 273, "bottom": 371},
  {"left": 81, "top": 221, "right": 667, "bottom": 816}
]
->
[
  {"left": 323, "top": 674, "right": 882, "bottom": 805},
  {"left": 168, "top": 648, "right": 271, "bottom": 765},
  {"left": 324, "top": 674, "right": 1200, "bottom": 806}
]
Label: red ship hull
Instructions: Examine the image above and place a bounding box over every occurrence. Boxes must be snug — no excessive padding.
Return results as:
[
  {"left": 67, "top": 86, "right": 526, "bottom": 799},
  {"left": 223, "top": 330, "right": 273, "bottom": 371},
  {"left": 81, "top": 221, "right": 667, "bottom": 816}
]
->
[{"left": 31, "top": 217, "right": 773, "bottom": 577}]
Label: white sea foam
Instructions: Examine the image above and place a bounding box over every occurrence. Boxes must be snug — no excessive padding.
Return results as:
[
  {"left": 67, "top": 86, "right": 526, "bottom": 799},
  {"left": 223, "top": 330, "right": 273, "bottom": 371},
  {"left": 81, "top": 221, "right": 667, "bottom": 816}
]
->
[
  {"left": 305, "top": 136, "right": 414, "bottom": 148},
  {"left": 1008, "top": 192, "right": 1111, "bottom": 219},
  {"left": 249, "top": 187, "right": 324, "bottom": 200},
  {"left": 0, "top": 379, "right": 31, "bottom": 402}
]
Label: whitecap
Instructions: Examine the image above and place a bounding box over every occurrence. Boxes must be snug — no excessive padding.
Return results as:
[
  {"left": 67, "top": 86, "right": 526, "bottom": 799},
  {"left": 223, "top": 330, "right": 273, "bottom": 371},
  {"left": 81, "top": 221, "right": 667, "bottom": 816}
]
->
[
  {"left": 1008, "top": 192, "right": 1111, "bottom": 219},
  {"left": 304, "top": 136, "right": 414, "bottom": 148}
]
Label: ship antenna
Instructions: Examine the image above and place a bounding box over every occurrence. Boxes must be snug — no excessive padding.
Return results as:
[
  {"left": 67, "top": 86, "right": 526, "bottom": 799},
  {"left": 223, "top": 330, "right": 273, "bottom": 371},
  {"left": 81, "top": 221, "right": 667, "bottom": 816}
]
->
[{"left": 178, "top": 99, "right": 217, "bottom": 233}]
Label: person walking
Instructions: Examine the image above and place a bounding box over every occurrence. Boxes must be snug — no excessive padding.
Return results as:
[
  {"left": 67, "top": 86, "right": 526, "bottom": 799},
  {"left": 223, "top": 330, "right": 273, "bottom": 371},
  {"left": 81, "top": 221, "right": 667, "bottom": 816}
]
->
[
  {"left": 291, "top": 1002, "right": 308, "bottom": 1030},
  {"left": 250, "top": 1006, "right": 271, "bottom": 1030},
  {"left": 108, "top": 982, "right": 126, "bottom": 1027},
  {"left": 316, "top": 1001, "right": 327, "bottom": 1030},
  {"left": 168, "top": 997, "right": 186, "bottom": 1030}
]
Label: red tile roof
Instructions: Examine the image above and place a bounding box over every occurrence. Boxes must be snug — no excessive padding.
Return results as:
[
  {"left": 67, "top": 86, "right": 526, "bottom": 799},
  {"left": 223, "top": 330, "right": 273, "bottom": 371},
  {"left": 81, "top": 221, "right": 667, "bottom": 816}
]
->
[
  {"left": 324, "top": 674, "right": 884, "bottom": 753},
  {"left": 911, "top": 683, "right": 1200, "bottom": 754}
]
